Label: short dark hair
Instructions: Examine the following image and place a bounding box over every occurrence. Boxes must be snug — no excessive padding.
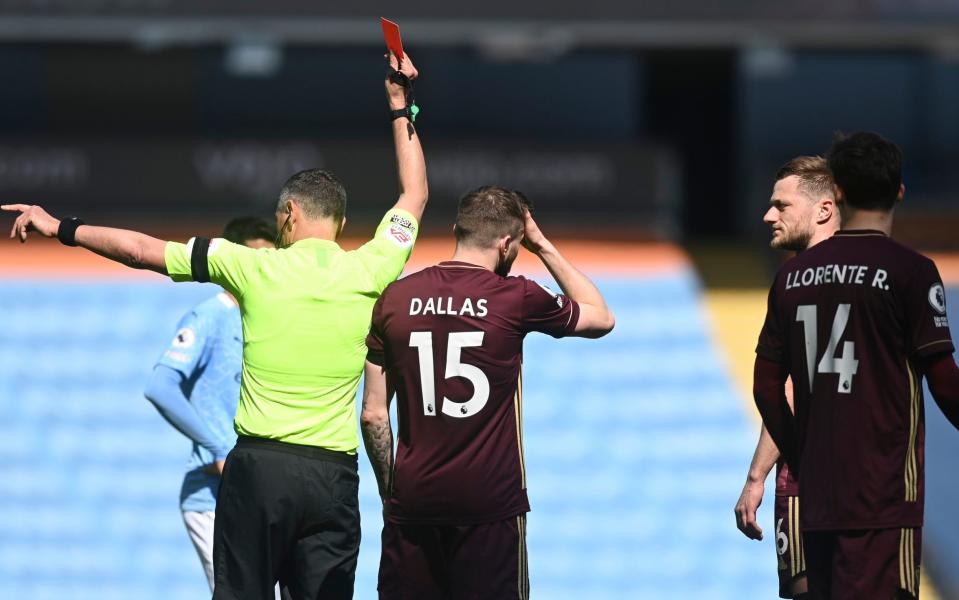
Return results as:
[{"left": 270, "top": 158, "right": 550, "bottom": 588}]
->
[
  {"left": 222, "top": 216, "right": 275, "bottom": 245},
  {"left": 454, "top": 186, "right": 526, "bottom": 249},
  {"left": 277, "top": 169, "right": 347, "bottom": 223},
  {"left": 827, "top": 131, "right": 902, "bottom": 210},
  {"left": 775, "top": 155, "right": 834, "bottom": 200}
]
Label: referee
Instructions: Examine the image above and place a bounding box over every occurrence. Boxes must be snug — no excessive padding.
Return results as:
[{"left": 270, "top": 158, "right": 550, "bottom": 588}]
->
[{"left": 3, "top": 52, "right": 426, "bottom": 599}]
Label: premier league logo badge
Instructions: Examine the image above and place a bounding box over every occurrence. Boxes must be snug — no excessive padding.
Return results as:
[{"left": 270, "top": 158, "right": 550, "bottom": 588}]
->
[{"left": 928, "top": 283, "right": 947, "bottom": 315}]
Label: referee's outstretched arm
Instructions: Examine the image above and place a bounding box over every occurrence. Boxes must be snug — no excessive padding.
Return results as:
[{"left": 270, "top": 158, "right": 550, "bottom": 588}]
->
[{"left": 3, "top": 203, "right": 169, "bottom": 273}]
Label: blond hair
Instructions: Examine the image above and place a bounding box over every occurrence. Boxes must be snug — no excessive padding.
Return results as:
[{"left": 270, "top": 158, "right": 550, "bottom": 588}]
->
[{"left": 776, "top": 156, "right": 834, "bottom": 200}]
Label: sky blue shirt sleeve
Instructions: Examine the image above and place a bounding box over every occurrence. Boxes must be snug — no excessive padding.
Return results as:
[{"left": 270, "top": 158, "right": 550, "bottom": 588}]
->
[
  {"left": 144, "top": 365, "right": 233, "bottom": 461},
  {"left": 156, "top": 310, "right": 209, "bottom": 377},
  {"left": 150, "top": 309, "right": 232, "bottom": 460}
]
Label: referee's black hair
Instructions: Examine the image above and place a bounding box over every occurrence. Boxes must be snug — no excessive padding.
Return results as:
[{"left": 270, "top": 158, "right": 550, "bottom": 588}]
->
[
  {"left": 277, "top": 169, "right": 347, "bottom": 224},
  {"left": 827, "top": 131, "right": 902, "bottom": 211},
  {"left": 222, "top": 216, "right": 275, "bottom": 245}
]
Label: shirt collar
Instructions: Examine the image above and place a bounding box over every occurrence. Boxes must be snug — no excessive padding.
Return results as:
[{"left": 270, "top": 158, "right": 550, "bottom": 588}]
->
[
  {"left": 833, "top": 229, "right": 888, "bottom": 238},
  {"left": 287, "top": 238, "right": 341, "bottom": 249},
  {"left": 437, "top": 260, "right": 489, "bottom": 271}
]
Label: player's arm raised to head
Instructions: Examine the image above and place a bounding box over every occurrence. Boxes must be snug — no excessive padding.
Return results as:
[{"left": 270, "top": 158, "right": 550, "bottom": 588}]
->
[
  {"left": 3, "top": 204, "right": 168, "bottom": 274},
  {"left": 521, "top": 210, "right": 614, "bottom": 338},
  {"left": 385, "top": 52, "right": 428, "bottom": 223},
  {"left": 361, "top": 359, "right": 395, "bottom": 502}
]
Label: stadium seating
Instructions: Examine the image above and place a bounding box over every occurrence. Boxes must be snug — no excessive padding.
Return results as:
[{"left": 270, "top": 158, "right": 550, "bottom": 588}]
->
[{"left": 0, "top": 271, "right": 781, "bottom": 598}]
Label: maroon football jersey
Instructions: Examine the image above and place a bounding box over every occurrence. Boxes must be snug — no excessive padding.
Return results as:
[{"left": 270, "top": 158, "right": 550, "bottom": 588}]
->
[
  {"left": 757, "top": 230, "right": 954, "bottom": 531},
  {"left": 366, "top": 261, "right": 580, "bottom": 524},
  {"left": 775, "top": 458, "right": 799, "bottom": 497},
  {"left": 775, "top": 377, "right": 799, "bottom": 497}
]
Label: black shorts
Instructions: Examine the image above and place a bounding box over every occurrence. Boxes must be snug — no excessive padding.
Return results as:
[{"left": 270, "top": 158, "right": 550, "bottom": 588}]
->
[
  {"left": 774, "top": 495, "right": 806, "bottom": 598},
  {"left": 803, "top": 527, "right": 921, "bottom": 600},
  {"left": 378, "top": 514, "right": 529, "bottom": 600},
  {"left": 213, "top": 436, "right": 360, "bottom": 600}
]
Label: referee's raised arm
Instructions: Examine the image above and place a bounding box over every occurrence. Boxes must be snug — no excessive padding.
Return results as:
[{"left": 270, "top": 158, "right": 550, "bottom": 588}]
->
[{"left": 385, "top": 51, "right": 428, "bottom": 222}]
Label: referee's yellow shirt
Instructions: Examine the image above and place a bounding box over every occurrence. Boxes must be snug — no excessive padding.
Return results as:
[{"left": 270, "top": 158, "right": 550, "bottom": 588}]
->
[{"left": 164, "top": 208, "right": 418, "bottom": 453}]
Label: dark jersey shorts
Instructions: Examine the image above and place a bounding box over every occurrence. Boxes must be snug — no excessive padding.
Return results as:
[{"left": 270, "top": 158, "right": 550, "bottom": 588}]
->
[
  {"left": 213, "top": 436, "right": 360, "bottom": 600},
  {"left": 378, "top": 514, "right": 529, "bottom": 600},
  {"left": 774, "top": 495, "right": 806, "bottom": 599},
  {"left": 803, "top": 527, "right": 921, "bottom": 600}
]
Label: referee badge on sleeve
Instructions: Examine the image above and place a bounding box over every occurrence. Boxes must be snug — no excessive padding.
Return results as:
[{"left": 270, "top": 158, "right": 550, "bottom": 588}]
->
[{"left": 384, "top": 217, "right": 415, "bottom": 248}]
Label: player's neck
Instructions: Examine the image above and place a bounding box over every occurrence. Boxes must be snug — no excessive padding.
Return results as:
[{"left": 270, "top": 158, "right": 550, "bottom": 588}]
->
[
  {"left": 807, "top": 228, "right": 834, "bottom": 248},
  {"left": 839, "top": 207, "right": 894, "bottom": 236},
  {"left": 449, "top": 246, "right": 496, "bottom": 272}
]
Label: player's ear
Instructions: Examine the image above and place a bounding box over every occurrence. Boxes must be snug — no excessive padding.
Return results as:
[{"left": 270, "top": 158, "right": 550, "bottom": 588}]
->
[
  {"left": 497, "top": 235, "right": 511, "bottom": 258},
  {"left": 897, "top": 183, "right": 905, "bottom": 204},
  {"left": 337, "top": 216, "right": 347, "bottom": 237},
  {"left": 287, "top": 199, "right": 298, "bottom": 222},
  {"left": 818, "top": 196, "right": 835, "bottom": 224}
]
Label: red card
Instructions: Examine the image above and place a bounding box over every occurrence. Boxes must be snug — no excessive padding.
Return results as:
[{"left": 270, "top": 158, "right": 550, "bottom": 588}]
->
[{"left": 381, "top": 17, "right": 405, "bottom": 62}]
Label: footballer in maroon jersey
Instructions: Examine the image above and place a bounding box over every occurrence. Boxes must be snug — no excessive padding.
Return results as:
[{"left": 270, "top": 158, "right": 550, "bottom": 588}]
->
[
  {"left": 735, "top": 156, "right": 838, "bottom": 599},
  {"left": 361, "top": 186, "right": 615, "bottom": 599},
  {"left": 754, "top": 132, "right": 959, "bottom": 600}
]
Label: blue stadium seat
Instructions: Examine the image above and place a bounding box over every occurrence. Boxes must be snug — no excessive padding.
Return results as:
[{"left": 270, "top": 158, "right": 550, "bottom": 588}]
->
[{"left": 0, "top": 272, "right": 778, "bottom": 598}]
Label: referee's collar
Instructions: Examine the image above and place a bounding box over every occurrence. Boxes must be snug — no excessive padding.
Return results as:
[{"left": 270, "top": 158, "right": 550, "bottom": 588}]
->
[{"left": 286, "top": 237, "right": 340, "bottom": 249}]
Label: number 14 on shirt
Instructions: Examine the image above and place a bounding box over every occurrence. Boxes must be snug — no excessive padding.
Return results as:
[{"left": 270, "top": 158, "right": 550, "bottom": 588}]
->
[{"left": 796, "top": 304, "right": 860, "bottom": 393}]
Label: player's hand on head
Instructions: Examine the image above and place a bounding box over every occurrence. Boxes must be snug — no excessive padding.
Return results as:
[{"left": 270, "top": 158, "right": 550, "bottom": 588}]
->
[
  {"left": 2, "top": 204, "right": 60, "bottom": 243},
  {"left": 734, "top": 480, "right": 764, "bottom": 540},
  {"left": 520, "top": 209, "right": 548, "bottom": 254}
]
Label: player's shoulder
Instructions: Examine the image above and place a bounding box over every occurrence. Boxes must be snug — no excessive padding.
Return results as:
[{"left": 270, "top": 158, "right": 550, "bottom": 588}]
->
[
  {"left": 505, "top": 273, "right": 549, "bottom": 293},
  {"left": 388, "top": 264, "right": 437, "bottom": 290},
  {"left": 199, "top": 291, "right": 237, "bottom": 310},
  {"left": 826, "top": 231, "right": 929, "bottom": 261},
  {"left": 376, "top": 265, "right": 434, "bottom": 305},
  {"left": 882, "top": 236, "right": 936, "bottom": 267},
  {"left": 190, "top": 292, "right": 237, "bottom": 322}
]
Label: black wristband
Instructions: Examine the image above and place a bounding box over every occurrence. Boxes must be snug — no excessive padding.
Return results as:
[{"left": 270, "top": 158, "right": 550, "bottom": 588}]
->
[
  {"left": 57, "top": 217, "right": 84, "bottom": 246},
  {"left": 391, "top": 107, "right": 411, "bottom": 121},
  {"left": 387, "top": 65, "right": 419, "bottom": 122}
]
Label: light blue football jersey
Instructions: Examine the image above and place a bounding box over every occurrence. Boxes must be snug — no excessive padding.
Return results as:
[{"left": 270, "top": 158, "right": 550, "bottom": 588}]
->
[{"left": 155, "top": 292, "right": 242, "bottom": 512}]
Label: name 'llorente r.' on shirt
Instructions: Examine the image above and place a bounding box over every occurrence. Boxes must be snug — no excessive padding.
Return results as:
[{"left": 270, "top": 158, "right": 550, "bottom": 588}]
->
[
  {"left": 366, "top": 261, "right": 581, "bottom": 524},
  {"left": 757, "top": 230, "right": 954, "bottom": 531}
]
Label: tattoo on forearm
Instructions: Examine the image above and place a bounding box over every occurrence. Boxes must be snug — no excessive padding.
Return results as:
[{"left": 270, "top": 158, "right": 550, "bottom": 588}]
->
[{"left": 362, "top": 419, "right": 394, "bottom": 499}]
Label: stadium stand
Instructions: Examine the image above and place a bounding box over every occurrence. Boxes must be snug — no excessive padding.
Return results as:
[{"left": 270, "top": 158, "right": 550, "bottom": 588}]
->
[{"left": 0, "top": 252, "right": 783, "bottom": 598}]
